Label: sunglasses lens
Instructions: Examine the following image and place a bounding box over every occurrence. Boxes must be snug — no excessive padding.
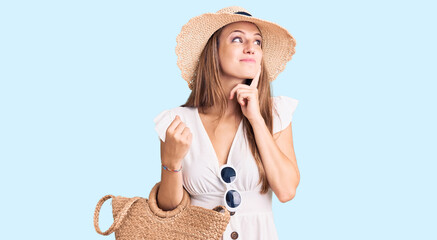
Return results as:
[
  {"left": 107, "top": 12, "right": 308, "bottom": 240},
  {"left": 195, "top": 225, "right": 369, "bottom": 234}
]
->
[
  {"left": 221, "top": 166, "right": 236, "bottom": 183},
  {"left": 225, "top": 190, "right": 241, "bottom": 208}
]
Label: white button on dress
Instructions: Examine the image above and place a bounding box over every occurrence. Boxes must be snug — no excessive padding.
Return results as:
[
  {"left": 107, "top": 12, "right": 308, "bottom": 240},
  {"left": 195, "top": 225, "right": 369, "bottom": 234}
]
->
[{"left": 153, "top": 96, "right": 299, "bottom": 240}]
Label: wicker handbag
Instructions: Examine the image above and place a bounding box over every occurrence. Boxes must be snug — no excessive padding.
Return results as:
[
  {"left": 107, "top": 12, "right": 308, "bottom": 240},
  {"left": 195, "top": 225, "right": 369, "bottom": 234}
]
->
[{"left": 93, "top": 182, "right": 231, "bottom": 240}]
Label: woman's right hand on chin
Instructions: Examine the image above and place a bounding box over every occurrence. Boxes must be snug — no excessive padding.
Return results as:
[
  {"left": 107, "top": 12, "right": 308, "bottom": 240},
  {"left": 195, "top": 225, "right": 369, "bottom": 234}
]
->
[{"left": 161, "top": 115, "right": 192, "bottom": 168}]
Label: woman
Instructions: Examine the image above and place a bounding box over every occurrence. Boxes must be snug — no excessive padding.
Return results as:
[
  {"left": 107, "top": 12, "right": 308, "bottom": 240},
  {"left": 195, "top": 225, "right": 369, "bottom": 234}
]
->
[{"left": 154, "top": 6, "right": 300, "bottom": 240}]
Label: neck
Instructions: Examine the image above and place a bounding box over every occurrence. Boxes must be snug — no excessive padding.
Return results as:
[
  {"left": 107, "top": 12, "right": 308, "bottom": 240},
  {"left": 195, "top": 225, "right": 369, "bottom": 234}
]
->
[{"left": 201, "top": 73, "right": 246, "bottom": 119}]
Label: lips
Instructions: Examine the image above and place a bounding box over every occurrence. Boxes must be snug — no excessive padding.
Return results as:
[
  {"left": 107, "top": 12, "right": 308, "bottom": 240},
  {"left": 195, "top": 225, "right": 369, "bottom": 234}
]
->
[{"left": 240, "top": 58, "right": 256, "bottom": 63}]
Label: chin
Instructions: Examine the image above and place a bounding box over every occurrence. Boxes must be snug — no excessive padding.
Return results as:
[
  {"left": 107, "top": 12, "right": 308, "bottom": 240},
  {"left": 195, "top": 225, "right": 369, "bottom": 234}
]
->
[
  {"left": 222, "top": 68, "right": 256, "bottom": 80},
  {"left": 240, "top": 73, "right": 256, "bottom": 79},
  {"left": 234, "top": 70, "right": 256, "bottom": 79}
]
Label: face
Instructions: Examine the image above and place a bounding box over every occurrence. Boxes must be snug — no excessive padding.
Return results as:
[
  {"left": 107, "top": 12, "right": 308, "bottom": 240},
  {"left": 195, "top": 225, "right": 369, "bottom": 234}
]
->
[{"left": 218, "top": 21, "right": 263, "bottom": 81}]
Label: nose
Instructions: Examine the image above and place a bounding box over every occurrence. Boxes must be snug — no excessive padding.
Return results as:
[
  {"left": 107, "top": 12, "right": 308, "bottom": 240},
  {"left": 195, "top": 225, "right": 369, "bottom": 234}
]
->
[{"left": 244, "top": 42, "right": 256, "bottom": 54}]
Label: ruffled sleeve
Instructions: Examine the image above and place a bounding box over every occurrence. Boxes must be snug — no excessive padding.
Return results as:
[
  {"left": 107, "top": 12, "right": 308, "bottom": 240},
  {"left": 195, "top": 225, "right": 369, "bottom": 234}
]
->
[
  {"left": 272, "top": 96, "right": 299, "bottom": 134},
  {"left": 153, "top": 109, "right": 175, "bottom": 142}
]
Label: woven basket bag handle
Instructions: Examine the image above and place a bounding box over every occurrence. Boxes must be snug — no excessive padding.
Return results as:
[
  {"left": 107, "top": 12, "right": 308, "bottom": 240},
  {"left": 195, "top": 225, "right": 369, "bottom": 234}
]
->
[
  {"left": 93, "top": 182, "right": 191, "bottom": 235},
  {"left": 148, "top": 183, "right": 230, "bottom": 216},
  {"left": 147, "top": 182, "right": 191, "bottom": 218},
  {"left": 93, "top": 194, "right": 142, "bottom": 235}
]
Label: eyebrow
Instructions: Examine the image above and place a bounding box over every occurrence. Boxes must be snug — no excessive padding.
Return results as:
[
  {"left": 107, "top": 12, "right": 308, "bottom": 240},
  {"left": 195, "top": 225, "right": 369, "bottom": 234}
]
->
[{"left": 228, "top": 30, "right": 263, "bottom": 39}]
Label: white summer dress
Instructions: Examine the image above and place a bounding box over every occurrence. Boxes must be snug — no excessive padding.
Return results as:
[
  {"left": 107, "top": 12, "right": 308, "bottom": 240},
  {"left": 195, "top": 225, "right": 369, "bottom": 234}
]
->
[{"left": 153, "top": 96, "right": 299, "bottom": 240}]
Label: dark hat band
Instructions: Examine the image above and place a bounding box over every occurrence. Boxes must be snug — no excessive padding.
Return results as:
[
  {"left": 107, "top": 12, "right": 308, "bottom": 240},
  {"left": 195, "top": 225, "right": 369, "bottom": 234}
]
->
[{"left": 234, "top": 11, "right": 252, "bottom": 17}]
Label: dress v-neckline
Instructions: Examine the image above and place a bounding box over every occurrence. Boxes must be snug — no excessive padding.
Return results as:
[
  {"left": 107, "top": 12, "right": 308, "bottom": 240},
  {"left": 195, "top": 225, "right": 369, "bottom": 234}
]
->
[{"left": 194, "top": 108, "right": 243, "bottom": 169}]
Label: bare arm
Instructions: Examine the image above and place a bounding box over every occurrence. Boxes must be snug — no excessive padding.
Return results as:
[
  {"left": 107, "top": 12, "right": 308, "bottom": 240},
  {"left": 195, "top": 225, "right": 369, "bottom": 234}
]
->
[
  {"left": 250, "top": 117, "right": 300, "bottom": 203},
  {"left": 157, "top": 139, "right": 184, "bottom": 211},
  {"left": 155, "top": 115, "right": 192, "bottom": 211}
]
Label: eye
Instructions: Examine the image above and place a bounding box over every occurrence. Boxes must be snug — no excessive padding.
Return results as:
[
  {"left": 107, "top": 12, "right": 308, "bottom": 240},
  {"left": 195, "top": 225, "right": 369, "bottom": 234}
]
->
[
  {"left": 255, "top": 40, "right": 262, "bottom": 46},
  {"left": 232, "top": 37, "right": 243, "bottom": 43}
]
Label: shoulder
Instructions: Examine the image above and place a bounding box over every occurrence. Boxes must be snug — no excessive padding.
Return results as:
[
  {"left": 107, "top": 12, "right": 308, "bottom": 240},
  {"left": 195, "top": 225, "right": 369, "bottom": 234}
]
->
[
  {"left": 272, "top": 96, "right": 299, "bottom": 111},
  {"left": 271, "top": 95, "right": 299, "bottom": 134},
  {"left": 153, "top": 106, "right": 195, "bottom": 142},
  {"left": 154, "top": 106, "right": 194, "bottom": 122}
]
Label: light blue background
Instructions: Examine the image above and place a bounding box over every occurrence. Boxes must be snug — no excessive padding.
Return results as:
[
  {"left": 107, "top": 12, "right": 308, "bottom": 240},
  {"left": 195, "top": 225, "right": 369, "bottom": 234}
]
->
[{"left": 1, "top": 0, "right": 435, "bottom": 239}]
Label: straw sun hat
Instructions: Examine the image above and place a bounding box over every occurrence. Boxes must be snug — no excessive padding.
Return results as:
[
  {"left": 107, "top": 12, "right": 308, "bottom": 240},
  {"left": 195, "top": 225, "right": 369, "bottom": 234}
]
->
[{"left": 175, "top": 6, "right": 297, "bottom": 90}]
